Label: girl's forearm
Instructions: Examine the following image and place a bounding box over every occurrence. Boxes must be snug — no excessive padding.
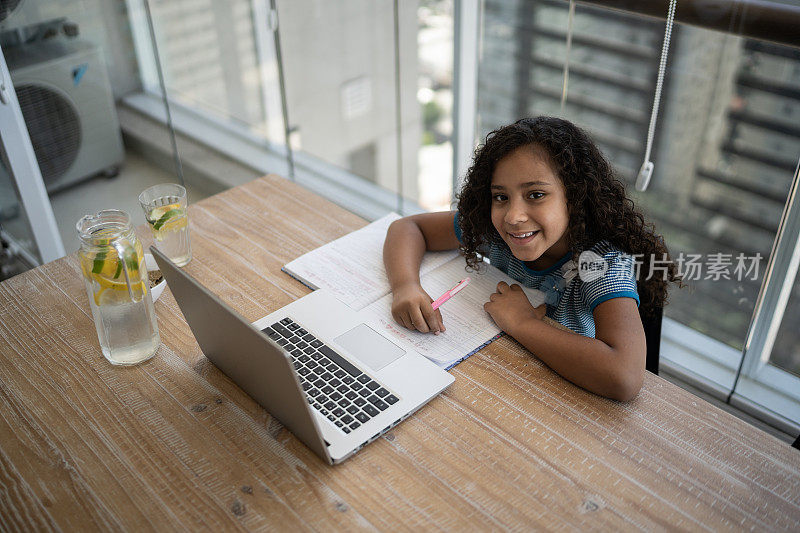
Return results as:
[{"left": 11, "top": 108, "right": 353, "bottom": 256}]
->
[
  {"left": 507, "top": 318, "right": 642, "bottom": 401},
  {"left": 384, "top": 219, "right": 427, "bottom": 291}
]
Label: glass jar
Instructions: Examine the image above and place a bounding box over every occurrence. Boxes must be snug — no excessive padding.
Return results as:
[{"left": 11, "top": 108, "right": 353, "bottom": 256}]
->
[{"left": 76, "top": 209, "right": 160, "bottom": 365}]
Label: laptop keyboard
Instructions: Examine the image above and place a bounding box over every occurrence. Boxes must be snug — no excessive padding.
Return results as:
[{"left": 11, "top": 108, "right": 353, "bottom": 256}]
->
[{"left": 262, "top": 318, "right": 399, "bottom": 434}]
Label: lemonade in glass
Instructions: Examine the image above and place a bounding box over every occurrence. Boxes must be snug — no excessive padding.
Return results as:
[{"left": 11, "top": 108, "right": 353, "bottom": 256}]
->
[
  {"left": 139, "top": 183, "right": 192, "bottom": 267},
  {"left": 77, "top": 209, "right": 160, "bottom": 365}
]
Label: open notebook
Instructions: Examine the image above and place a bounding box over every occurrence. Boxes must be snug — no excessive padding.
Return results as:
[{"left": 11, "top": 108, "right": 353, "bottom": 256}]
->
[{"left": 282, "top": 213, "right": 545, "bottom": 369}]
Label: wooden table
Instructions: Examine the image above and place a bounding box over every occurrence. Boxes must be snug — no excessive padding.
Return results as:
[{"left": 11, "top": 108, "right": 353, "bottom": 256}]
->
[{"left": 1, "top": 175, "right": 799, "bottom": 531}]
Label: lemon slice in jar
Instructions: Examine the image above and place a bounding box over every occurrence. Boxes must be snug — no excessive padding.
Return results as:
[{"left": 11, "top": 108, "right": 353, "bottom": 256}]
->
[{"left": 81, "top": 239, "right": 145, "bottom": 305}]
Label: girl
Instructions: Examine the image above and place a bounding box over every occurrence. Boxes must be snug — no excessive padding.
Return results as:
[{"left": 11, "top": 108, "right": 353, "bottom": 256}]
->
[{"left": 383, "top": 116, "right": 678, "bottom": 401}]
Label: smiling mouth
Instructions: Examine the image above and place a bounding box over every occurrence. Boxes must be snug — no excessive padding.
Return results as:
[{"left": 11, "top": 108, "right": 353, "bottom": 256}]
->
[{"left": 508, "top": 230, "right": 539, "bottom": 240}]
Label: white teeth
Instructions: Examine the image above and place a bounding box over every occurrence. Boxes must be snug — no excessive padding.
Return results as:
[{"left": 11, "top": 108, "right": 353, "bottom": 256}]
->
[{"left": 511, "top": 231, "right": 535, "bottom": 238}]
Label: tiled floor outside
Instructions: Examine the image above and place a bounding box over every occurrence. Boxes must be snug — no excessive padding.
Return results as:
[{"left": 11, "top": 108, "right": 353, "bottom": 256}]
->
[{"left": 50, "top": 151, "right": 213, "bottom": 255}]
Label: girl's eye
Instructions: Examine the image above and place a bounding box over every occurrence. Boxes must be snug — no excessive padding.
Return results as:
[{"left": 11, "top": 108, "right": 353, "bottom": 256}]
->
[
  {"left": 528, "top": 192, "right": 545, "bottom": 200},
  {"left": 492, "top": 194, "right": 507, "bottom": 202}
]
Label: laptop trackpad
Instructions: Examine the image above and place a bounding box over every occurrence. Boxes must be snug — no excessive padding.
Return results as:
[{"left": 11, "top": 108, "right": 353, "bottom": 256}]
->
[{"left": 335, "top": 324, "right": 406, "bottom": 372}]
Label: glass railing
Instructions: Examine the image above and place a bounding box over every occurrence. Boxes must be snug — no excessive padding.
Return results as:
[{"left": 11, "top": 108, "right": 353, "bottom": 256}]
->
[
  {"left": 128, "top": 0, "right": 454, "bottom": 218},
  {"left": 0, "top": 0, "right": 186, "bottom": 262}
]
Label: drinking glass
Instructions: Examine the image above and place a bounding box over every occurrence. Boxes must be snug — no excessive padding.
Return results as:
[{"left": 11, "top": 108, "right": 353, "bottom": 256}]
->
[
  {"left": 139, "top": 183, "right": 192, "bottom": 266},
  {"left": 77, "top": 209, "right": 160, "bottom": 365}
]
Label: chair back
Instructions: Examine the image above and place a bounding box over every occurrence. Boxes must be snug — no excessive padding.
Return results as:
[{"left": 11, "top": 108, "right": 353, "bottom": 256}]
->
[{"left": 640, "top": 306, "right": 662, "bottom": 374}]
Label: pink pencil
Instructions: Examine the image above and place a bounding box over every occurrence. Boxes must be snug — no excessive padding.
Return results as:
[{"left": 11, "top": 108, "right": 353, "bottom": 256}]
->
[{"left": 431, "top": 277, "right": 471, "bottom": 310}]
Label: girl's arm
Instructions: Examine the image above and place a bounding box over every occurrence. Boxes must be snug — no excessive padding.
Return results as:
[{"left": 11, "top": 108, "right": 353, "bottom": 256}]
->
[
  {"left": 485, "top": 283, "right": 646, "bottom": 401},
  {"left": 384, "top": 211, "right": 460, "bottom": 334}
]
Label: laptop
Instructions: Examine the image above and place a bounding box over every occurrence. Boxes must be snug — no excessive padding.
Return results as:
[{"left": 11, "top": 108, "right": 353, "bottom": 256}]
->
[{"left": 151, "top": 246, "right": 454, "bottom": 464}]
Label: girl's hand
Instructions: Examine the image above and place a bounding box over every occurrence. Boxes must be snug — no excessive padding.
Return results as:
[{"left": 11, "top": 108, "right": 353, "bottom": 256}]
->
[
  {"left": 391, "top": 282, "right": 445, "bottom": 334},
  {"left": 484, "top": 282, "right": 545, "bottom": 334}
]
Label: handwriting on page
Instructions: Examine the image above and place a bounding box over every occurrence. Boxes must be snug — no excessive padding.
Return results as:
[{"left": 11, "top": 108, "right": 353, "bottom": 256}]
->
[
  {"left": 364, "top": 259, "right": 506, "bottom": 363},
  {"left": 362, "top": 257, "right": 550, "bottom": 364},
  {"left": 369, "top": 312, "right": 500, "bottom": 364},
  {"left": 294, "top": 251, "right": 388, "bottom": 309},
  {"left": 286, "top": 213, "right": 458, "bottom": 311}
]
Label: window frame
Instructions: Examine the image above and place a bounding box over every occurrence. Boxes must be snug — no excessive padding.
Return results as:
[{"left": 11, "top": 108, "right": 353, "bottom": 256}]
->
[{"left": 0, "top": 43, "right": 65, "bottom": 264}]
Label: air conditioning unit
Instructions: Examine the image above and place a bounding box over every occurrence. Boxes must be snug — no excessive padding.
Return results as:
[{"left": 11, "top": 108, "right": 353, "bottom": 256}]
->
[
  {"left": 3, "top": 39, "right": 124, "bottom": 194},
  {"left": 0, "top": 0, "right": 78, "bottom": 32}
]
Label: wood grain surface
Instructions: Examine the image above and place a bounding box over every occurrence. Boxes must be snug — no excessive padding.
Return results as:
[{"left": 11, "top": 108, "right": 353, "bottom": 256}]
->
[{"left": 1, "top": 175, "right": 798, "bottom": 531}]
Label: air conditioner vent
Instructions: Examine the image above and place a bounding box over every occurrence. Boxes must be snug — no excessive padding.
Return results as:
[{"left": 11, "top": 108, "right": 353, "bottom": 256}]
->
[
  {"left": 2, "top": 39, "right": 123, "bottom": 196},
  {"left": 16, "top": 84, "right": 81, "bottom": 184}
]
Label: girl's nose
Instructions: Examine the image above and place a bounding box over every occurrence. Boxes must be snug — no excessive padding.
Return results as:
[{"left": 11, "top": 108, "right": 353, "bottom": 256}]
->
[{"left": 505, "top": 198, "right": 528, "bottom": 225}]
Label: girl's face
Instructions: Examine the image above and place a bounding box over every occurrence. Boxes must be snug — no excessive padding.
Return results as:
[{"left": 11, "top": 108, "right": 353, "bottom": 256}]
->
[{"left": 490, "top": 145, "right": 570, "bottom": 269}]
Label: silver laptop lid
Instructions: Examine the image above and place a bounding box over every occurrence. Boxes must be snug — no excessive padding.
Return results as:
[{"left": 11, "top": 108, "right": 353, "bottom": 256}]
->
[{"left": 150, "top": 246, "right": 332, "bottom": 464}]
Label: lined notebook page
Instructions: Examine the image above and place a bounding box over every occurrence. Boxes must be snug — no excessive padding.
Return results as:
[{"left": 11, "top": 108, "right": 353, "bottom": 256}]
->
[
  {"left": 362, "top": 258, "right": 542, "bottom": 367},
  {"left": 284, "top": 213, "right": 458, "bottom": 311}
]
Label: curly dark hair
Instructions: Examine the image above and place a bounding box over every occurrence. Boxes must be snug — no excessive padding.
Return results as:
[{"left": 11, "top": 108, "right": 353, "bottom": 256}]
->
[{"left": 456, "top": 116, "right": 679, "bottom": 317}]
